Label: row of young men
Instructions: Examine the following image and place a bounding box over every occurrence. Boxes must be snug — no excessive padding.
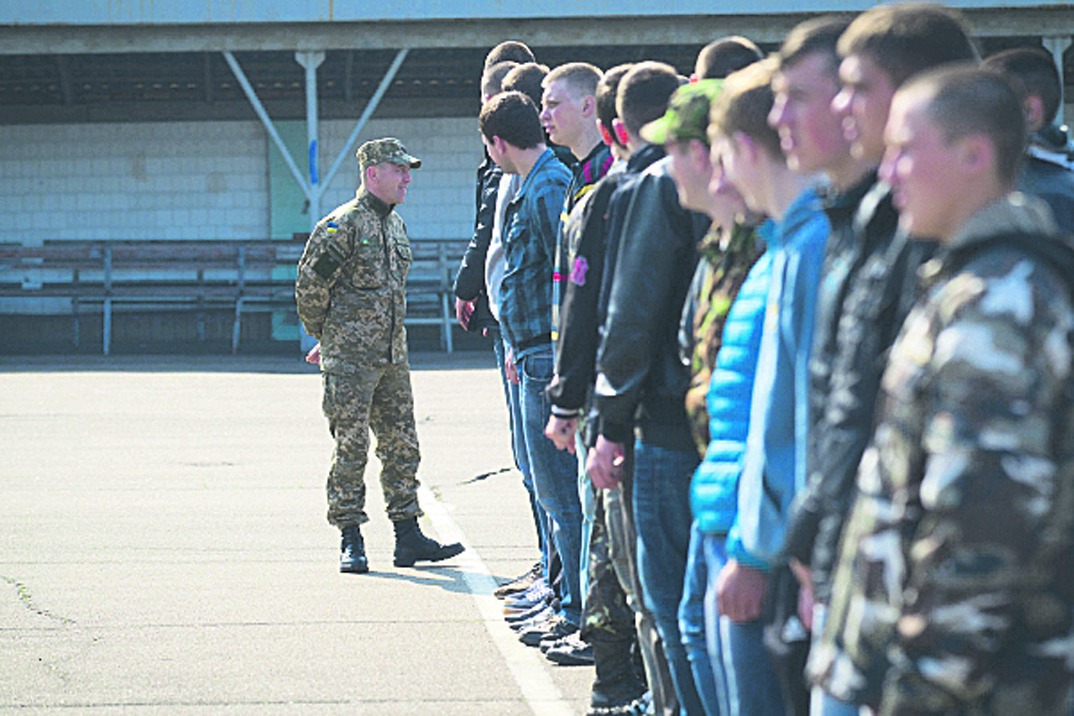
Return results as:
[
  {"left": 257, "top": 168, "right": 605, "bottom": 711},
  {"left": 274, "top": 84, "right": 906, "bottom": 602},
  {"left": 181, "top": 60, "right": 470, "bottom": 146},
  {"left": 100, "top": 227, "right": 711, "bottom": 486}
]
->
[{"left": 454, "top": 5, "right": 1074, "bottom": 715}]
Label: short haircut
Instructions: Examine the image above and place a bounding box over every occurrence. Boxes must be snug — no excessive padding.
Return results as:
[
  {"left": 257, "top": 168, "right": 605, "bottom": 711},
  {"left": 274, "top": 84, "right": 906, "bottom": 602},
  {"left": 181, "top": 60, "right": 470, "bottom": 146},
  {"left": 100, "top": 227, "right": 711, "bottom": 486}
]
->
[
  {"left": 708, "top": 57, "right": 783, "bottom": 160},
  {"left": 482, "top": 60, "right": 518, "bottom": 98},
  {"left": 906, "top": 64, "right": 1027, "bottom": 185},
  {"left": 838, "top": 4, "right": 979, "bottom": 88},
  {"left": 597, "top": 64, "right": 633, "bottom": 141},
  {"left": 778, "top": 16, "right": 850, "bottom": 75},
  {"left": 544, "top": 62, "right": 603, "bottom": 99},
  {"left": 502, "top": 62, "right": 550, "bottom": 108},
  {"left": 695, "top": 36, "right": 764, "bottom": 80},
  {"left": 479, "top": 90, "right": 545, "bottom": 150},
  {"left": 616, "top": 61, "right": 681, "bottom": 137},
  {"left": 484, "top": 40, "right": 536, "bottom": 71},
  {"left": 983, "top": 47, "right": 1062, "bottom": 127}
]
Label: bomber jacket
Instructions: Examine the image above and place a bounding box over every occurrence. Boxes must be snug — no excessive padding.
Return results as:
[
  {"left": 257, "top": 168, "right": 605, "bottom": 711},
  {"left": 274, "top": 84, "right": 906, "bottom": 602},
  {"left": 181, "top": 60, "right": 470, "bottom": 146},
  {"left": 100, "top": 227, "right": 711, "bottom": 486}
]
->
[{"left": 592, "top": 152, "right": 711, "bottom": 450}]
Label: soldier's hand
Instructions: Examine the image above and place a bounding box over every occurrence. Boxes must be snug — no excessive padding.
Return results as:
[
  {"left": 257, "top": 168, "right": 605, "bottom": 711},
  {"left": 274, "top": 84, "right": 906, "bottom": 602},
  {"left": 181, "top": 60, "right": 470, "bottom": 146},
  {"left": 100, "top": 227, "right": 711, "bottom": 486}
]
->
[
  {"left": 716, "top": 559, "right": 766, "bottom": 623},
  {"left": 588, "top": 437, "right": 625, "bottom": 489},
  {"left": 305, "top": 343, "right": 321, "bottom": 365},
  {"left": 545, "top": 416, "right": 578, "bottom": 453},
  {"left": 455, "top": 297, "right": 475, "bottom": 329}
]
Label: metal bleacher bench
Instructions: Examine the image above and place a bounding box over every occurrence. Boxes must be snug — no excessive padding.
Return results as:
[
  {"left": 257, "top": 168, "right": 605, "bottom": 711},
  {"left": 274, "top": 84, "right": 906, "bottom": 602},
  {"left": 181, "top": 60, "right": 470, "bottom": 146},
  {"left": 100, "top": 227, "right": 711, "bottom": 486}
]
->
[{"left": 0, "top": 237, "right": 467, "bottom": 354}]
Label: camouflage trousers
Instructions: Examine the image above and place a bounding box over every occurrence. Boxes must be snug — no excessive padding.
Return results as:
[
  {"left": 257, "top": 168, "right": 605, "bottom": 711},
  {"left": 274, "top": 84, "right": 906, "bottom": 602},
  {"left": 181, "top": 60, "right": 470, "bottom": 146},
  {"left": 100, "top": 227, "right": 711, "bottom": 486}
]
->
[
  {"left": 321, "top": 363, "right": 421, "bottom": 528},
  {"left": 582, "top": 489, "right": 637, "bottom": 641}
]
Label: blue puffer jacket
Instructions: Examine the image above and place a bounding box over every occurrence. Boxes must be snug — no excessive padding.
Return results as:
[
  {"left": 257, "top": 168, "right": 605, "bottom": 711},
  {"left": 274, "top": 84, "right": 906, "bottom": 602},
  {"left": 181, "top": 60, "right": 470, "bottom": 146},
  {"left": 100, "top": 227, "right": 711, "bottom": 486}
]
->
[{"left": 690, "top": 223, "right": 774, "bottom": 535}]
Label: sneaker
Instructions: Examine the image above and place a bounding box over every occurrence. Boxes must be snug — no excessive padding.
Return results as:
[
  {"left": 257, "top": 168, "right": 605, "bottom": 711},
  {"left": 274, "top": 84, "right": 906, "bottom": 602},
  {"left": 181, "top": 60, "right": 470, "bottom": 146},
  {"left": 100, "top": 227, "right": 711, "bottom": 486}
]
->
[
  {"left": 518, "top": 614, "right": 578, "bottom": 647},
  {"left": 504, "top": 596, "right": 553, "bottom": 624},
  {"left": 543, "top": 632, "right": 594, "bottom": 666},
  {"left": 509, "top": 604, "right": 557, "bottom": 633},
  {"left": 502, "top": 581, "right": 552, "bottom": 616},
  {"left": 494, "top": 561, "right": 542, "bottom": 599}
]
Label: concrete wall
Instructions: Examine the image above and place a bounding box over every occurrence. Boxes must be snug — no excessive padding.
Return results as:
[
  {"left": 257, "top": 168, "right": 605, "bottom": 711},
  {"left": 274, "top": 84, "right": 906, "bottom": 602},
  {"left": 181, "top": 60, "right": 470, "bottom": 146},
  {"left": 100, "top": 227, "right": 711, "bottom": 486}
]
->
[{"left": 0, "top": 116, "right": 482, "bottom": 244}]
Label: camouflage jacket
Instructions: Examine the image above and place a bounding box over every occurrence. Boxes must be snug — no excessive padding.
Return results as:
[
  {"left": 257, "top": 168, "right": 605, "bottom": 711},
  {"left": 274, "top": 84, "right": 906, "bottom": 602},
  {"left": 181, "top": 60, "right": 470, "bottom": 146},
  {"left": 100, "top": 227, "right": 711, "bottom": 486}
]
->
[
  {"left": 684, "top": 222, "right": 764, "bottom": 456},
  {"left": 295, "top": 187, "right": 412, "bottom": 372},
  {"left": 811, "top": 194, "right": 1074, "bottom": 714}
]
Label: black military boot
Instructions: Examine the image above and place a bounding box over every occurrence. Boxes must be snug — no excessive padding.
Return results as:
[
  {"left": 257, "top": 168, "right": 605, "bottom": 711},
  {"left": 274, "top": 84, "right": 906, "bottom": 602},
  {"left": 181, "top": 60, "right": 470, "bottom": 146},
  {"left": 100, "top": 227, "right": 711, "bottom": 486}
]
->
[
  {"left": 339, "top": 524, "right": 369, "bottom": 574},
  {"left": 392, "top": 517, "right": 465, "bottom": 567}
]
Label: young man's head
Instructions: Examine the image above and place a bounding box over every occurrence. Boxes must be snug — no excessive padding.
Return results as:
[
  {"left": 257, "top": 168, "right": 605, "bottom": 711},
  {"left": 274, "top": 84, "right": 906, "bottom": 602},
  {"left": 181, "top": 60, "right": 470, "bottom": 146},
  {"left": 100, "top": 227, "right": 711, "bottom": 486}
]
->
[
  {"left": 356, "top": 137, "right": 422, "bottom": 205},
  {"left": 615, "top": 61, "right": 682, "bottom": 149},
  {"left": 502, "top": 62, "right": 551, "bottom": 109},
  {"left": 540, "top": 62, "right": 603, "bottom": 158},
  {"left": 641, "top": 80, "right": 725, "bottom": 216},
  {"left": 769, "top": 16, "right": 864, "bottom": 188},
  {"left": 983, "top": 47, "right": 1062, "bottom": 134},
  {"left": 596, "top": 63, "right": 633, "bottom": 157},
  {"left": 693, "top": 36, "right": 764, "bottom": 81},
  {"left": 478, "top": 90, "right": 546, "bottom": 175},
  {"left": 708, "top": 58, "right": 785, "bottom": 215},
  {"left": 833, "top": 4, "right": 979, "bottom": 162},
  {"left": 484, "top": 40, "right": 535, "bottom": 71},
  {"left": 482, "top": 60, "right": 519, "bottom": 103},
  {"left": 880, "top": 65, "right": 1025, "bottom": 242}
]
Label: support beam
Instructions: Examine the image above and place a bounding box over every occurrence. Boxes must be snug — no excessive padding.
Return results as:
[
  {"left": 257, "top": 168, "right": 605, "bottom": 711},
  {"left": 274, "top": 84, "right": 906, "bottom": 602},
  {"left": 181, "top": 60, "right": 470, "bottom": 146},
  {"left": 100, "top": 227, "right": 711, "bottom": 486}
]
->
[
  {"left": 203, "top": 52, "right": 213, "bottom": 103},
  {"left": 1043, "top": 35, "right": 1072, "bottom": 125},
  {"left": 54, "top": 54, "right": 75, "bottom": 106},
  {"left": 295, "top": 50, "right": 325, "bottom": 230},
  {"left": 222, "top": 50, "right": 310, "bottom": 201},
  {"left": 321, "top": 48, "right": 408, "bottom": 195}
]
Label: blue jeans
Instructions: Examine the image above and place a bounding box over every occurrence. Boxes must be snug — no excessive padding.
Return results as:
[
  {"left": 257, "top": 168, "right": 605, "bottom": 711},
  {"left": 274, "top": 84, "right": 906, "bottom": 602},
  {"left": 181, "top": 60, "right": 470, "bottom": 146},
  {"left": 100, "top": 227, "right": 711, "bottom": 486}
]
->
[
  {"left": 680, "top": 522, "right": 725, "bottom": 716},
  {"left": 499, "top": 335, "right": 551, "bottom": 579},
  {"left": 633, "top": 440, "right": 702, "bottom": 715},
  {"left": 517, "top": 344, "right": 583, "bottom": 625},
  {"left": 702, "top": 535, "right": 733, "bottom": 716},
  {"left": 704, "top": 542, "right": 783, "bottom": 716}
]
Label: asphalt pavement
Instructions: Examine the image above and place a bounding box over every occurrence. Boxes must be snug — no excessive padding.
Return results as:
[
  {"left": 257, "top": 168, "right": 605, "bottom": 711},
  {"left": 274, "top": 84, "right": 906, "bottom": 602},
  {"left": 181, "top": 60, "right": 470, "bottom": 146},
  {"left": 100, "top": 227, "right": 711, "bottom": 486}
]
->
[{"left": 0, "top": 352, "right": 593, "bottom": 714}]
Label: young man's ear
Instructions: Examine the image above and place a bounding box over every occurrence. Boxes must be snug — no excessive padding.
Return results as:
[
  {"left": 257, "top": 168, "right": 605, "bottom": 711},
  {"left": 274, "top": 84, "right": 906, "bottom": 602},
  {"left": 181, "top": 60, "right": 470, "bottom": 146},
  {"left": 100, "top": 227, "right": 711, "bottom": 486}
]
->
[
  {"left": 612, "top": 118, "right": 630, "bottom": 147},
  {"left": 599, "top": 123, "right": 615, "bottom": 148},
  {"left": 957, "top": 133, "right": 995, "bottom": 176},
  {"left": 581, "top": 95, "right": 596, "bottom": 117}
]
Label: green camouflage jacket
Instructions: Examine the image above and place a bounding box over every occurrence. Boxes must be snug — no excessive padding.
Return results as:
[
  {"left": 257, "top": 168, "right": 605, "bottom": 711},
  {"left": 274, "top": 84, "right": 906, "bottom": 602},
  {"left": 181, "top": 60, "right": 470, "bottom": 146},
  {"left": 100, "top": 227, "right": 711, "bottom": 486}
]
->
[
  {"left": 811, "top": 194, "right": 1074, "bottom": 715},
  {"left": 295, "top": 187, "right": 412, "bottom": 372}
]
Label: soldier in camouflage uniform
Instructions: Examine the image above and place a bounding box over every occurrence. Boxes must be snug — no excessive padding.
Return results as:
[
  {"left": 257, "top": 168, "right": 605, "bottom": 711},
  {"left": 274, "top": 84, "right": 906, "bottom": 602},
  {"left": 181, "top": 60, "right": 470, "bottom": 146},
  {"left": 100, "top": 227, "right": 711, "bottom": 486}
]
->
[
  {"left": 295, "top": 137, "right": 464, "bottom": 574},
  {"left": 811, "top": 67, "right": 1074, "bottom": 714}
]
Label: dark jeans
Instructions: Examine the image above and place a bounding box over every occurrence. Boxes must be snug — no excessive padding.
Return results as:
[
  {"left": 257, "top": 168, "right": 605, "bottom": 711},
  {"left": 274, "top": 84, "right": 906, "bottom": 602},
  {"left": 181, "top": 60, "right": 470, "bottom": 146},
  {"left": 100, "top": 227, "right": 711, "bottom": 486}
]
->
[{"left": 633, "top": 440, "right": 702, "bottom": 715}]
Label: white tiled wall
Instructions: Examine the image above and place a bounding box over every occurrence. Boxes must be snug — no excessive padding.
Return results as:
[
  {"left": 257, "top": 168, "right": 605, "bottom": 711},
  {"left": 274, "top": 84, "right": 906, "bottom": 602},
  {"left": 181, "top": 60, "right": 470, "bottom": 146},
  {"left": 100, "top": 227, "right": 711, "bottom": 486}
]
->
[{"left": 0, "top": 116, "right": 483, "bottom": 244}]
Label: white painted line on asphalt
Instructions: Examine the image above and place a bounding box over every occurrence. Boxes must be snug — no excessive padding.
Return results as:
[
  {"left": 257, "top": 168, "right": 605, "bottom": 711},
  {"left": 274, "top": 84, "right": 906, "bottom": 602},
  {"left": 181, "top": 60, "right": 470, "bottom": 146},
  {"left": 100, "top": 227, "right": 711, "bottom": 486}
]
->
[{"left": 418, "top": 485, "right": 575, "bottom": 716}]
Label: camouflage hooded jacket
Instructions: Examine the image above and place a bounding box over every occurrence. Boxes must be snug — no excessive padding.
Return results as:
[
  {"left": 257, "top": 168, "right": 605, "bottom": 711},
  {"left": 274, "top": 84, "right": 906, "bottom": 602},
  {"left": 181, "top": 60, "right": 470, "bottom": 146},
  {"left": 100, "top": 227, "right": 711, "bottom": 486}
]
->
[
  {"left": 810, "top": 193, "right": 1074, "bottom": 715},
  {"left": 295, "top": 187, "right": 412, "bottom": 372}
]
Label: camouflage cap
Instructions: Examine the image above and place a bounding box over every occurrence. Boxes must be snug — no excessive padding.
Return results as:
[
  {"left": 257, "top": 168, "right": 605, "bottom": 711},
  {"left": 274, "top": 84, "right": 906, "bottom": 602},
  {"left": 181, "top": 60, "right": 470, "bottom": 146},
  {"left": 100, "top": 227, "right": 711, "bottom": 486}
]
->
[
  {"left": 640, "top": 79, "right": 723, "bottom": 146},
  {"left": 356, "top": 137, "right": 422, "bottom": 170}
]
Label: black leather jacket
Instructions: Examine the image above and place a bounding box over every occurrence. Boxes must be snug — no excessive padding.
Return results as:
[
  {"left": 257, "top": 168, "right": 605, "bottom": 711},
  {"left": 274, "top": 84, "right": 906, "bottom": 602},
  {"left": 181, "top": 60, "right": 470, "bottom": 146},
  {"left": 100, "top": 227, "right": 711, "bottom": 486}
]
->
[{"left": 592, "top": 152, "right": 710, "bottom": 450}]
